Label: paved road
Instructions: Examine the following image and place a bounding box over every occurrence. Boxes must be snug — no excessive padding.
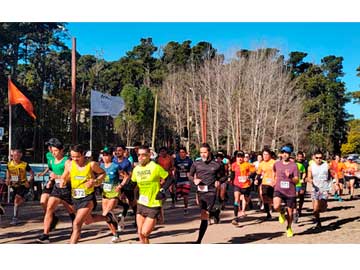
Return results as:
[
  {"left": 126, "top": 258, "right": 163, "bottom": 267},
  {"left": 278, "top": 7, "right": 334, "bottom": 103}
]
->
[{"left": 0, "top": 187, "right": 359, "bottom": 244}]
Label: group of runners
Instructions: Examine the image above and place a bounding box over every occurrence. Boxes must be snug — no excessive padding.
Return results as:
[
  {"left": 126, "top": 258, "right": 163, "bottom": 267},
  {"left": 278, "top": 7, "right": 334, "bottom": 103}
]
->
[{"left": 0, "top": 139, "right": 359, "bottom": 244}]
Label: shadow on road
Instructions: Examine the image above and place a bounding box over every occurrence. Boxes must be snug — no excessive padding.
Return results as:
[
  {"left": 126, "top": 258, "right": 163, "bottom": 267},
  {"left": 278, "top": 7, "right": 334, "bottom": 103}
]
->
[{"left": 225, "top": 231, "right": 284, "bottom": 244}]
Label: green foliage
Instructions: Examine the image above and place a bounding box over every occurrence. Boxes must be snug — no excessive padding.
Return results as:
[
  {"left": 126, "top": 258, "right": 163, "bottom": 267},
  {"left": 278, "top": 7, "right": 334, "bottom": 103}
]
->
[{"left": 341, "top": 119, "right": 360, "bottom": 154}]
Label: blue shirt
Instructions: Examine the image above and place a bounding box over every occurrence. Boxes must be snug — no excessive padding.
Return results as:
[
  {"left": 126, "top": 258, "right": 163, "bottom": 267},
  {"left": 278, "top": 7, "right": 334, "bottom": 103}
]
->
[
  {"left": 112, "top": 157, "right": 132, "bottom": 174},
  {"left": 100, "top": 163, "right": 120, "bottom": 185},
  {"left": 175, "top": 156, "right": 193, "bottom": 183}
]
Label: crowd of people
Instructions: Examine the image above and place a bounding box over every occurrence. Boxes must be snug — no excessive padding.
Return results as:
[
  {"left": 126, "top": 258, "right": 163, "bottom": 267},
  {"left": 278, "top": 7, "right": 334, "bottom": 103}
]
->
[{"left": 0, "top": 139, "right": 359, "bottom": 244}]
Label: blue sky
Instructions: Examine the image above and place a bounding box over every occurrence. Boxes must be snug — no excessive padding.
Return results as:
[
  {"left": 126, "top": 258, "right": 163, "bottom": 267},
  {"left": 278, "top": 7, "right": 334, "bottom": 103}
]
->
[{"left": 66, "top": 22, "right": 360, "bottom": 118}]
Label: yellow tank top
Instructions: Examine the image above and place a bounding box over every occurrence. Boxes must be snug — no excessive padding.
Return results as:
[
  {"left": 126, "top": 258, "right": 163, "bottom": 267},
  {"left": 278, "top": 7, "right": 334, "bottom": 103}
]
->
[
  {"left": 70, "top": 160, "right": 94, "bottom": 198},
  {"left": 7, "top": 160, "right": 28, "bottom": 186}
]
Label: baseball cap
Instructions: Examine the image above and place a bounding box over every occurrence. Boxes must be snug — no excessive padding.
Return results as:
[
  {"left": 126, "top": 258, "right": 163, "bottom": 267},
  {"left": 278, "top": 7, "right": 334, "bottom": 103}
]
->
[
  {"left": 280, "top": 146, "right": 292, "bottom": 154},
  {"left": 85, "top": 151, "right": 92, "bottom": 158},
  {"left": 347, "top": 156, "right": 355, "bottom": 161},
  {"left": 45, "top": 138, "right": 61, "bottom": 147},
  {"left": 236, "top": 151, "right": 245, "bottom": 157},
  {"left": 102, "top": 146, "right": 112, "bottom": 155}
]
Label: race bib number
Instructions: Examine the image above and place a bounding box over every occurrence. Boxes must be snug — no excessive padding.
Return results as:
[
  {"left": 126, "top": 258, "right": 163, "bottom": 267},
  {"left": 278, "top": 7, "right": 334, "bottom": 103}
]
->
[
  {"left": 139, "top": 195, "right": 149, "bottom": 204},
  {"left": 280, "top": 181, "right": 290, "bottom": 189},
  {"left": 180, "top": 172, "right": 187, "bottom": 178},
  {"left": 10, "top": 176, "right": 19, "bottom": 182},
  {"left": 238, "top": 176, "right": 247, "bottom": 183},
  {"left": 265, "top": 178, "right": 272, "bottom": 184},
  {"left": 103, "top": 183, "right": 113, "bottom": 192},
  {"left": 74, "top": 176, "right": 86, "bottom": 181},
  {"left": 197, "top": 185, "right": 208, "bottom": 192},
  {"left": 73, "top": 188, "right": 86, "bottom": 199}
]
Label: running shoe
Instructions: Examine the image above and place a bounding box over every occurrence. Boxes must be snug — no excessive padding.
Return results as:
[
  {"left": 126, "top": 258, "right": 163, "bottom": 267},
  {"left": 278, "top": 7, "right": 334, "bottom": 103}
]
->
[
  {"left": 278, "top": 212, "right": 286, "bottom": 224},
  {"left": 338, "top": 197, "right": 343, "bottom": 202},
  {"left": 231, "top": 218, "right": 239, "bottom": 226},
  {"left": 117, "top": 214, "right": 125, "bottom": 232},
  {"left": 333, "top": 193, "right": 339, "bottom": 199},
  {"left": 10, "top": 217, "right": 18, "bottom": 225},
  {"left": 37, "top": 234, "right": 50, "bottom": 244},
  {"left": 286, "top": 226, "right": 293, "bottom": 238},
  {"left": 184, "top": 209, "right": 188, "bottom": 216},
  {"left": 111, "top": 233, "right": 121, "bottom": 243},
  {"left": 0, "top": 204, "right": 5, "bottom": 215},
  {"left": 264, "top": 214, "right": 272, "bottom": 221}
]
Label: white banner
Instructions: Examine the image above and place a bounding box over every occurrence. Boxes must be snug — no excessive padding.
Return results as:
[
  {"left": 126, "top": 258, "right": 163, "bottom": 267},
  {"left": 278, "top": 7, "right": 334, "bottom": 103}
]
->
[{"left": 90, "top": 90, "right": 125, "bottom": 118}]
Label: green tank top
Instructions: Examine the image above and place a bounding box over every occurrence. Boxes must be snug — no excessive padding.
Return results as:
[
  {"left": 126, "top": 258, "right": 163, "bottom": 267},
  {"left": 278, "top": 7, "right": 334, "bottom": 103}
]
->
[{"left": 49, "top": 156, "right": 68, "bottom": 175}]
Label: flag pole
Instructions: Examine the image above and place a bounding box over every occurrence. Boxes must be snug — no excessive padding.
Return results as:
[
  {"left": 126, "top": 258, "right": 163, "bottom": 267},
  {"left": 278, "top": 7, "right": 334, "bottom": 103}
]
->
[
  {"left": 7, "top": 76, "right": 12, "bottom": 204},
  {"left": 7, "top": 76, "right": 12, "bottom": 162},
  {"left": 151, "top": 91, "right": 158, "bottom": 149},
  {"left": 90, "top": 114, "right": 93, "bottom": 154}
]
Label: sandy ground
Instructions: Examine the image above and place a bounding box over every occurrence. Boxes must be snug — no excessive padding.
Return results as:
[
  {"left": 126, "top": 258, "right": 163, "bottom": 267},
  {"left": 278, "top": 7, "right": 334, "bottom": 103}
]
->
[{"left": 0, "top": 186, "right": 359, "bottom": 244}]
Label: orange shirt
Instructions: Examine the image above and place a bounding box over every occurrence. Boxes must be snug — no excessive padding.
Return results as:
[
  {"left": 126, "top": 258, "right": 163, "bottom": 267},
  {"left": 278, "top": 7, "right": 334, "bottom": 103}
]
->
[
  {"left": 257, "top": 159, "right": 276, "bottom": 186},
  {"left": 330, "top": 160, "right": 346, "bottom": 179},
  {"left": 231, "top": 162, "right": 255, "bottom": 188},
  {"left": 157, "top": 155, "right": 174, "bottom": 173},
  {"left": 344, "top": 161, "right": 358, "bottom": 176}
]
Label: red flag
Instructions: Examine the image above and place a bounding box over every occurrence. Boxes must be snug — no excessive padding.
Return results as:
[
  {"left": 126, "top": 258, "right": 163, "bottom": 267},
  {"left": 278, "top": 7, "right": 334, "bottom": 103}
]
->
[{"left": 8, "top": 78, "right": 36, "bottom": 119}]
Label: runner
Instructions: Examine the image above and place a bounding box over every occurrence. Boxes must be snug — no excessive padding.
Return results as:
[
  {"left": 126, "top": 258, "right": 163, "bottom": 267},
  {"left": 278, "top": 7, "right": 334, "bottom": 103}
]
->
[
  {"left": 101, "top": 146, "right": 130, "bottom": 243},
  {"left": 307, "top": 150, "right": 332, "bottom": 230},
  {"left": 256, "top": 148, "right": 276, "bottom": 221},
  {"left": 215, "top": 151, "right": 229, "bottom": 211},
  {"left": 113, "top": 144, "right": 134, "bottom": 231},
  {"left": 59, "top": 144, "right": 117, "bottom": 244},
  {"left": 273, "top": 145, "right": 299, "bottom": 238},
  {"left": 344, "top": 156, "right": 358, "bottom": 200},
  {"left": 156, "top": 146, "right": 175, "bottom": 207},
  {"left": 329, "top": 154, "right": 345, "bottom": 202},
  {"left": 37, "top": 141, "right": 75, "bottom": 243},
  {"left": 189, "top": 143, "right": 227, "bottom": 243},
  {"left": 5, "top": 148, "right": 35, "bottom": 225},
  {"left": 230, "top": 150, "right": 256, "bottom": 225},
  {"left": 174, "top": 147, "right": 193, "bottom": 215},
  {"left": 131, "top": 145, "right": 173, "bottom": 244},
  {"left": 37, "top": 138, "right": 61, "bottom": 230},
  {"left": 290, "top": 153, "right": 306, "bottom": 223}
]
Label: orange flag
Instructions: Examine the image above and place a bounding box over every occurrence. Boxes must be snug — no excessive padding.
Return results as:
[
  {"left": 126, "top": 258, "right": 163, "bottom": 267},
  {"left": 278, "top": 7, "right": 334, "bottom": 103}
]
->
[{"left": 8, "top": 78, "right": 36, "bottom": 119}]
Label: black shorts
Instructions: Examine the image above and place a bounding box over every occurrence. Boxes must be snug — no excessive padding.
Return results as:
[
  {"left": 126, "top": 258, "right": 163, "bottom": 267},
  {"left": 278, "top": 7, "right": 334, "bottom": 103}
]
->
[
  {"left": 261, "top": 185, "right": 274, "bottom": 199},
  {"left": 50, "top": 185, "right": 73, "bottom": 205},
  {"left": 137, "top": 203, "right": 161, "bottom": 219},
  {"left": 233, "top": 186, "right": 251, "bottom": 197},
  {"left": 198, "top": 191, "right": 216, "bottom": 212},
  {"left": 72, "top": 193, "right": 97, "bottom": 211},
  {"left": 338, "top": 178, "right": 345, "bottom": 184},
  {"left": 42, "top": 182, "right": 54, "bottom": 195},
  {"left": 344, "top": 176, "right": 355, "bottom": 182},
  {"left": 12, "top": 185, "right": 29, "bottom": 199},
  {"left": 274, "top": 191, "right": 296, "bottom": 209}
]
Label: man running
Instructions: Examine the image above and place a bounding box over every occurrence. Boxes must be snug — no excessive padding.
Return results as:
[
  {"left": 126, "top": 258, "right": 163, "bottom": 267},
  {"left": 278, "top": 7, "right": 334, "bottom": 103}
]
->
[
  {"left": 230, "top": 150, "right": 256, "bottom": 225},
  {"left": 113, "top": 144, "right": 134, "bottom": 231},
  {"left": 307, "top": 150, "right": 332, "bottom": 230},
  {"left": 344, "top": 156, "right": 358, "bottom": 200},
  {"left": 329, "top": 154, "right": 345, "bottom": 202},
  {"left": 290, "top": 153, "right": 306, "bottom": 223},
  {"left": 273, "top": 145, "right": 299, "bottom": 238},
  {"left": 37, "top": 140, "right": 75, "bottom": 243},
  {"left": 189, "top": 143, "right": 227, "bottom": 243},
  {"left": 6, "top": 148, "right": 34, "bottom": 225},
  {"left": 156, "top": 147, "right": 175, "bottom": 207},
  {"left": 131, "top": 145, "right": 173, "bottom": 244},
  {"left": 174, "top": 147, "right": 193, "bottom": 215},
  {"left": 256, "top": 148, "right": 276, "bottom": 221},
  {"left": 60, "top": 144, "right": 117, "bottom": 244}
]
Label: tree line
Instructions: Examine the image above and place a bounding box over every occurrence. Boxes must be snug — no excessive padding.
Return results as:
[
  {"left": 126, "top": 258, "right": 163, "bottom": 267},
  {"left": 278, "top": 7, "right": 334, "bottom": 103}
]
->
[{"left": 0, "top": 23, "right": 358, "bottom": 162}]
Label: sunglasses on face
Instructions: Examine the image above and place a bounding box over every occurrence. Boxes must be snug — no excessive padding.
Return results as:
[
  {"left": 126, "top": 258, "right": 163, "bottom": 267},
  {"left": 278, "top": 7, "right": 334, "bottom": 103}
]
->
[{"left": 315, "top": 156, "right": 322, "bottom": 160}]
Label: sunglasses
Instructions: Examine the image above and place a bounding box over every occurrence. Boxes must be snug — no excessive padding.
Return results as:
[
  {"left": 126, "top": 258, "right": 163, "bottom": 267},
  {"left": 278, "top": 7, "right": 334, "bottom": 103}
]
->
[{"left": 314, "top": 156, "right": 322, "bottom": 160}]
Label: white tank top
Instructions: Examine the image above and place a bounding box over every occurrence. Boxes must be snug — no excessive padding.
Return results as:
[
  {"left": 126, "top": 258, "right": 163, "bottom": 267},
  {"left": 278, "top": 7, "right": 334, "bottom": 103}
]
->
[{"left": 311, "top": 162, "right": 330, "bottom": 191}]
